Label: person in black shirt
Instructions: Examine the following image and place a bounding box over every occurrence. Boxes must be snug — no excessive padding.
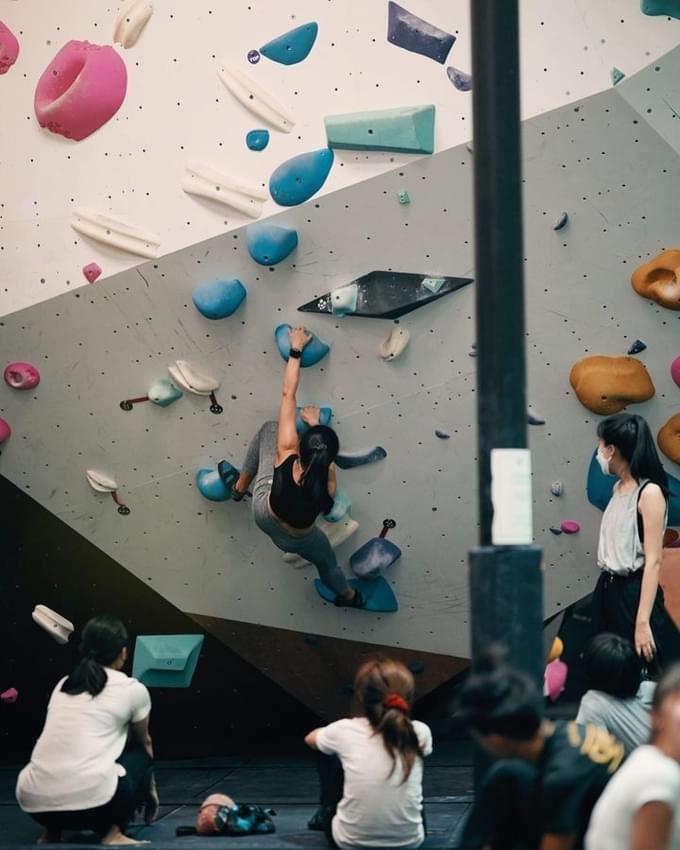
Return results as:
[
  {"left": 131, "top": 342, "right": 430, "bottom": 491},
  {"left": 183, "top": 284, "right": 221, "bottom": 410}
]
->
[{"left": 458, "top": 647, "right": 624, "bottom": 850}]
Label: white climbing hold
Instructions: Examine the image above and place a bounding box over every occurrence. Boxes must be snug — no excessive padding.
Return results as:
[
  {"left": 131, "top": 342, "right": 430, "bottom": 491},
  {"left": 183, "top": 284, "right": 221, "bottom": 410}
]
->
[
  {"left": 182, "top": 159, "right": 267, "bottom": 219},
  {"left": 331, "top": 283, "right": 358, "bottom": 316},
  {"left": 283, "top": 517, "right": 359, "bottom": 568},
  {"left": 113, "top": 0, "right": 153, "bottom": 48},
  {"left": 167, "top": 361, "right": 220, "bottom": 396},
  {"left": 378, "top": 327, "right": 410, "bottom": 361},
  {"left": 86, "top": 469, "right": 119, "bottom": 493},
  {"left": 71, "top": 208, "right": 160, "bottom": 259},
  {"left": 216, "top": 64, "right": 295, "bottom": 133},
  {"left": 550, "top": 481, "right": 564, "bottom": 497},
  {"left": 32, "top": 605, "right": 74, "bottom": 645},
  {"left": 422, "top": 277, "right": 446, "bottom": 294}
]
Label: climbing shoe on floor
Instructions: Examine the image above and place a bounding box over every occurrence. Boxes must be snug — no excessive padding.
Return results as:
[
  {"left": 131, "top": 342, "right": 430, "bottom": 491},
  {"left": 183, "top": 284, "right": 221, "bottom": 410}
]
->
[
  {"left": 307, "top": 806, "right": 333, "bottom": 832},
  {"left": 333, "top": 589, "right": 366, "bottom": 608}
]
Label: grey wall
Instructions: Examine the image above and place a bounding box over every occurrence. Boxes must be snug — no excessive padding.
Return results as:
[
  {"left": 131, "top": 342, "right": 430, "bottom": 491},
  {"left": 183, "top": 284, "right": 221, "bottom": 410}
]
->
[{"left": 1, "top": 47, "right": 679, "bottom": 657}]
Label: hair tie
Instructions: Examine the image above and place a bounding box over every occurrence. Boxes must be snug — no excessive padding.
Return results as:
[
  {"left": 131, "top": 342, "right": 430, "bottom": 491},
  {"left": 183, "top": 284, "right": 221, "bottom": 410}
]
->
[{"left": 383, "top": 693, "right": 410, "bottom": 713}]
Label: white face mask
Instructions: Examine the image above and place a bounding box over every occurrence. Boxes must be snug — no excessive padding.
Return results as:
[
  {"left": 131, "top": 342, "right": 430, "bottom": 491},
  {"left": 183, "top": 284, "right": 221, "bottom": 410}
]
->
[{"left": 596, "top": 449, "right": 612, "bottom": 476}]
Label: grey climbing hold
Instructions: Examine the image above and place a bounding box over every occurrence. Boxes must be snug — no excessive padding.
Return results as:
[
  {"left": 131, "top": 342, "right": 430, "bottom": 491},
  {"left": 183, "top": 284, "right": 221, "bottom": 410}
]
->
[
  {"left": 527, "top": 406, "right": 545, "bottom": 426},
  {"left": 553, "top": 212, "right": 569, "bottom": 231},
  {"left": 465, "top": 141, "right": 473, "bottom": 154},
  {"left": 387, "top": 1, "right": 456, "bottom": 64},
  {"left": 336, "top": 446, "right": 387, "bottom": 470},
  {"left": 468, "top": 343, "right": 477, "bottom": 358},
  {"left": 627, "top": 339, "right": 647, "bottom": 355},
  {"left": 611, "top": 67, "right": 626, "bottom": 86},
  {"left": 549, "top": 527, "right": 563, "bottom": 535},
  {"left": 446, "top": 66, "right": 472, "bottom": 91},
  {"left": 435, "top": 430, "right": 450, "bottom": 439},
  {"left": 550, "top": 481, "right": 564, "bottom": 497}
]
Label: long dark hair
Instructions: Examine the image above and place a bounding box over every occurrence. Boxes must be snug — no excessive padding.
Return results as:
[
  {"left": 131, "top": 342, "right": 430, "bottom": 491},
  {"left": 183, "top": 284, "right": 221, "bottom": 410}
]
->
[
  {"left": 355, "top": 658, "right": 424, "bottom": 782},
  {"left": 597, "top": 413, "right": 668, "bottom": 497},
  {"left": 299, "top": 425, "right": 339, "bottom": 514},
  {"left": 584, "top": 633, "right": 642, "bottom": 699},
  {"left": 61, "top": 616, "right": 128, "bottom": 697}
]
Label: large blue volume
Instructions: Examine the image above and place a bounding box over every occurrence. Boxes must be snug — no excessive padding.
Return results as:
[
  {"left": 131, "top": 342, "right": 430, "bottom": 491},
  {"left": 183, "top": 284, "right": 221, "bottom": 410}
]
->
[
  {"left": 387, "top": 2, "right": 455, "bottom": 64},
  {"left": 269, "top": 149, "right": 334, "bottom": 207},
  {"left": 132, "top": 635, "right": 204, "bottom": 688},
  {"left": 275, "top": 323, "right": 330, "bottom": 367},
  {"left": 260, "top": 22, "right": 319, "bottom": 65},
  {"left": 246, "top": 223, "right": 298, "bottom": 265}
]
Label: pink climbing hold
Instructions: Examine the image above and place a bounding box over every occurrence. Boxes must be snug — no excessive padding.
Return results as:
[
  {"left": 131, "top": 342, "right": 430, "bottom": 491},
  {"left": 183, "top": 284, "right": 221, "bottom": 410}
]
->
[
  {"left": 544, "top": 659, "right": 568, "bottom": 702},
  {"left": 4, "top": 361, "right": 40, "bottom": 390},
  {"left": 34, "top": 40, "right": 127, "bottom": 141},
  {"left": 560, "top": 520, "right": 580, "bottom": 535},
  {"left": 0, "top": 21, "right": 19, "bottom": 74},
  {"left": 0, "top": 687, "right": 18, "bottom": 704},
  {"left": 0, "top": 418, "right": 10, "bottom": 443},
  {"left": 82, "top": 262, "right": 102, "bottom": 283},
  {"left": 671, "top": 355, "right": 680, "bottom": 389}
]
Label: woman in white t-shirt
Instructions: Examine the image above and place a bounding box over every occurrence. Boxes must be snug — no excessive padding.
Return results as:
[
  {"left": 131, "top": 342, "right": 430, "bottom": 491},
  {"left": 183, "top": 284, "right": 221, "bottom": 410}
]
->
[
  {"left": 16, "top": 616, "right": 159, "bottom": 846},
  {"left": 586, "top": 664, "right": 680, "bottom": 850},
  {"left": 305, "top": 658, "right": 432, "bottom": 849}
]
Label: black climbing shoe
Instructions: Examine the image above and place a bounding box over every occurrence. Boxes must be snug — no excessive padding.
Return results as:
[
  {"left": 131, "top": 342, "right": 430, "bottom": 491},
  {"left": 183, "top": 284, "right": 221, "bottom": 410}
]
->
[
  {"left": 334, "top": 589, "right": 366, "bottom": 608},
  {"left": 307, "top": 806, "right": 333, "bottom": 832}
]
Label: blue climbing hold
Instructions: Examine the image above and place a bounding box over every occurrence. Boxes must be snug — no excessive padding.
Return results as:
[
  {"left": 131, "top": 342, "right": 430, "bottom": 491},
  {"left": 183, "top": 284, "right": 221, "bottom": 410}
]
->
[
  {"left": 325, "top": 105, "right": 436, "bottom": 155},
  {"left": 275, "top": 323, "right": 330, "bottom": 368},
  {"left": 324, "top": 489, "right": 351, "bottom": 523},
  {"left": 260, "top": 21, "right": 319, "bottom": 66},
  {"left": 627, "top": 339, "right": 647, "bottom": 355},
  {"left": 397, "top": 190, "right": 410, "bottom": 204},
  {"left": 246, "top": 223, "right": 298, "bottom": 266},
  {"left": 269, "top": 148, "right": 334, "bottom": 207},
  {"left": 148, "top": 378, "right": 183, "bottom": 407},
  {"left": 296, "top": 406, "right": 333, "bottom": 433},
  {"left": 196, "top": 467, "right": 233, "bottom": 502},
  {"left": 351, "top": 521, "right": 401, "bottom": 579},
  {"left": 132, "top": 634, "right": 204, "bottom": 689},
  {"left": 611, "top": 67, "right": 626, "bottom": 86},
  {"left": 331, "top": 283, "right": 359, "bottom": 316},
  {"left": 246, "top": 129, "right": 270, "bottom": 151},
  {"left": 387, "top": 1, "right": 455, "bottom": 64},
  {"left": 336, "top": 446, "right": 387, "bottom": 470},
  {"left": 446, "top": 66, "right": 472, "bottom": 91},
  {"left": 192, "top": 279, "right": 246, "bottom": 320},
  {"left": 641, "top": 0, "right": 680, "bottom": 19},
  {"left": 315, "top": 576, "right": 398, "bottom": 612}
]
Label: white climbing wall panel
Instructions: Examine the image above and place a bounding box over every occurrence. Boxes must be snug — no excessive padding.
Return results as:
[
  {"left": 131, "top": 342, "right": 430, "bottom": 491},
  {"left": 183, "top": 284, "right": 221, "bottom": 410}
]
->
[
  {"left": 2, "top": 48, "right": 680, "bottom": 656},
  {"left": 1, "top": 0, "right": 679, "bottom": 314}
]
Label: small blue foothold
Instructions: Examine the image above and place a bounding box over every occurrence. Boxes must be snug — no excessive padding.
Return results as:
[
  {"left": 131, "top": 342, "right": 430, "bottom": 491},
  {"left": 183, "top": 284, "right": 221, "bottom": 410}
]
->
[
  {"left": 553, "top": 211, "right": 569, "bottom": 231},
  {"left": 269, "top": 149, "right": 334, "bottom": 207},
  {"left": 247, "top": 49, "right": 261, "bottom": 64},
  {"left": 246, "top": 129, "right": 270, "bottom": 151},
  {"left": 324, "top": 488, "right": 352, "bottom": 523},
  {"left": 296, "top": 406, "right": 333, "bottom": 433},
  {"left": 627, "top": 339, "right": 647, "bottom": 355},
  {"left": 260, "top": 22, "right": 319, "bottom": 66},
  {"left": 192, "top": 279, "right": 246, "bottom": 320},
  {"left": 611, "top": 67, "right": 626, "bottom": 86},
  {"left": 246, "top": 223, "right": 298, "bottom": 266},
  {"left": 446, "top": 66, "right": 472, "bottom": 91},
  {"left": 397, "top": 190, "right": 410, "bottom": 204},
  {"left": 275, "top": 323, "right": 330, "bottom": 368},
  {"left": 148, "top": 378, "right": 183, "bottom": 407},
  {"left": 196, "top": 467, "right": 232, "bottom": 502}
]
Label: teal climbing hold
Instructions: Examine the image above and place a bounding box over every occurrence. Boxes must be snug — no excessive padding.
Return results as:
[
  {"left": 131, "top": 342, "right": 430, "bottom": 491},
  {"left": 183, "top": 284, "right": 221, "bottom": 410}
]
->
[
  {"left": 641, "top": 0, "right": 680, "bottom": 18},
  {"left": 296, "top": 406, "right": 333, "bottom": 433},
  {"left": 269, "top": 149, "right": 334, "bottom": 206},
  {"left": 260, "top": 21, "right": 319, "bottom": 65},
  {"left": 246, "top": 129, "right": 270, "bottom": 151},
  {"left": 132, "top": 634, "right": 204, "bottom": 688},
  {"left": 611, "top": 67, "right": 626, "bottom": 86},
  {"left": 148, "top": 378, "right": 183, "bottom": 407},
  {"left": 331, "top": 283, "right": 358, "bottom": 316},
  {"left": 314, "top": 577, "right": 399, "bottom": 612},
  {"left": 324, "top": 488, "right": 351, "bottom": 523},
  {"left": 192, "top": 279, "right": 246, "bottom": 319},
  {"left": 422, "top": 277, "right": 446, "bottom": 294},
  {"left": 325, "top": 105, "right": 435, "bottom": 155},
  {"left": 397, "top": 190, "right": 410, "bottom": 204},
  {"left": 196, "top": 467, "right": 233, "bottom": 501},
  {"left": 246, "top": 223, "right": 298, "bottom": 265},
  {"left": 275, "top": 323, "right": 330, "bottom": 367}
]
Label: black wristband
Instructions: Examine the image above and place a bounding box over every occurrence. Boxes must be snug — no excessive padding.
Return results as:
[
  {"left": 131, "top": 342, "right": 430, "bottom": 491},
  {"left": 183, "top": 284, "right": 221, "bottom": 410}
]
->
[{"left": 289, "top": 348, "right": 302, "bottom": 359}]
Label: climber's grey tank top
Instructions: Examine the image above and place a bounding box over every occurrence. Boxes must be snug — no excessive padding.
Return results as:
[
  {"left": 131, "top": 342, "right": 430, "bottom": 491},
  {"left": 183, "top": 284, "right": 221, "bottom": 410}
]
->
[{"left": 597, "top": 479, "right": 660, "bottom": 574}]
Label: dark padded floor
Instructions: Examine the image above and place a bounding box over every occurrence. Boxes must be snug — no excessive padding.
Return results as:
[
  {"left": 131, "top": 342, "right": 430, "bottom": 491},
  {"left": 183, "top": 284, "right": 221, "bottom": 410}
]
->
[{"left": 0, "top": 742, "right": 473, "bottom": 849}]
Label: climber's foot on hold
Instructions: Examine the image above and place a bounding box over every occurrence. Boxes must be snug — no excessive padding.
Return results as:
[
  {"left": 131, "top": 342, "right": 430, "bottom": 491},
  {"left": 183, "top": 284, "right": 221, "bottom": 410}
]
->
[{"left": 334, "top": 588, "right": 366, "bottom": 608}]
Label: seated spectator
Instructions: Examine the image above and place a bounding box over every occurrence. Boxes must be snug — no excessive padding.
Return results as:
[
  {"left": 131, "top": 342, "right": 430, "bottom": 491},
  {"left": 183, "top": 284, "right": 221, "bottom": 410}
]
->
[
  {"left": 304, "top": 658, "right": 432, "bottom": 849},
  {"left": 577, "top": 633, "right": 655, "bottom": 754},
  {"left": 585, "top": 664, "right": 680, "bottom": 850},
  {"left": 458, "top": 646, "right": 624, "bottom": 850},
  {"left": 16, "top": 616, "right": 159, "bottom": 846}
]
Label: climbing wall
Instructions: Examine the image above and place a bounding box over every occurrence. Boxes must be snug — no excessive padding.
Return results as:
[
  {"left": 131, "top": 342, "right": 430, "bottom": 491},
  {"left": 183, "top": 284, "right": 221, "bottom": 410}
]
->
[
  {"left": 1, "top": 0, "right": 680, "bottom": 315},
  {"left": 2, "top": 46, "right": 680, "bottom": 660}
]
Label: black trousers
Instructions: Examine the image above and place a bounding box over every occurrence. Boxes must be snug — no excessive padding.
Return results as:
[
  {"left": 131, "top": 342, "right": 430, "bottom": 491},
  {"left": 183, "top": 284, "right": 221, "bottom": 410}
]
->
[
  {"left": 591, "top": 570, "right": 680, "bottom": 673},
  {"left": 30, "top": 747, "right": 152, "bottom": 836}
]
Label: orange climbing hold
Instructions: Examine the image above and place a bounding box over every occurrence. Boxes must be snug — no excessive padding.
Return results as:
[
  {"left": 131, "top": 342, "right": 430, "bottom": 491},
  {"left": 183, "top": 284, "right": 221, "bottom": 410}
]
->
[
  {"left": 631, "top": 249, "right": 680, "bottom": 311},
  {"left": 569, "top": 355, "right": 655, "bottom": 415},
  {"left": 658, "top": 413, "right": 680, "bottom": 465}
]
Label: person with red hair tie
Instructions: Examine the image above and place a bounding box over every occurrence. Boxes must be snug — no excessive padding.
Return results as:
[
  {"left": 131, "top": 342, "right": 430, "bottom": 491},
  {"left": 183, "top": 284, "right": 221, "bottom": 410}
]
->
[{"left": 304, "top": 658, "right": 432, "bottom": 849}]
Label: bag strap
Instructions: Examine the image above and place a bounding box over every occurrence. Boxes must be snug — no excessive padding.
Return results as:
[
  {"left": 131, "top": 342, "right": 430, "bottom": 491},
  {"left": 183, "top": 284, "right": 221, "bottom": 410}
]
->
[{"left": 636, "top": 480, "right": 651, "bottom": 544}]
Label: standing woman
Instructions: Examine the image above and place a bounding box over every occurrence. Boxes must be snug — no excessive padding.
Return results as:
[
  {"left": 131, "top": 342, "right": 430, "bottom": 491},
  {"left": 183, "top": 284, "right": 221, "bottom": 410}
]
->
[
  {"left": 231, "top": 326, "right": 364, "bottom": 608},
  {"left": 593, "top": 413, "right": 680, "bottom": 670},
  {"left": 16, "top": 616, "right": 159, "bottom": 846}
]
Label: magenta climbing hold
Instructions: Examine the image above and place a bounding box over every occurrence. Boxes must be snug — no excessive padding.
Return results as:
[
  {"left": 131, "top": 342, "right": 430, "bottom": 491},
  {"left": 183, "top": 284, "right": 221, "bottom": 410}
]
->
[
  {"left": 560, "top": 520, "right": 580, "bottom": 535},
  {"left": 387, "top": 2, "right": 455, "bottom": 64},
  {"left": 544, "top": 658, "right": 568, "bottom": 702},
  {"left": 671, "top": 355, "right": 680, "bottom": 388},
  {"left": 0, "top": 687, "right": 18, "bottom": 704},
  {"left": 34, "top": 41, "right": 127, "bottom": 141},
  {"left": 0, "top": 20, "right": 19, "bottom": 74},
  {"left": 4, "top": 362, "right": 40, "bottom": 390},
  {"left": 82, "top": 262, "right": 102, "bottom": 283},
  {"left": 0, "top": 418, "right": 11, "bottom": 444}
]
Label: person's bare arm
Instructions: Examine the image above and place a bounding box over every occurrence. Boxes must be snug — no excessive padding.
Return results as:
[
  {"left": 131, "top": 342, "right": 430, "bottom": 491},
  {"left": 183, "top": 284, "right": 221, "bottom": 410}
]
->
[
  {"left": 276, "top": 327, "right": 311, "bottom": 465},
  {"left": 631, "top": 801, "right": 673, "bottom": 850},
  {"left": 131, "top": 715, "right": 154, "bottom": 758},
  {"left": 540, "top": 834, "right": 575, "bottom": 850},
  {"left": 637, "top": 483, "right": 666, "bottom": 662},
  {"left": 304, "top": 729, "right": 321, "bottom": 749}
]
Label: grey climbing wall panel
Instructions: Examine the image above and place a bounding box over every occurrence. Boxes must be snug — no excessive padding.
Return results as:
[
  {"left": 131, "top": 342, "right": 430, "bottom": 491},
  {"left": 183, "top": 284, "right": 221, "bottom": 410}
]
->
[{"left": 1, "top": 48, "right": 680, "bottom": 657}]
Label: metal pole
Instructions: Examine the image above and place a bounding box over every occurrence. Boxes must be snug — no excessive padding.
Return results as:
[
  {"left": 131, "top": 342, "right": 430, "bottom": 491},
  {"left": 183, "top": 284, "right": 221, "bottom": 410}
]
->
[{"left": 468, "top": 0, "right": 543, "bottom": 686}]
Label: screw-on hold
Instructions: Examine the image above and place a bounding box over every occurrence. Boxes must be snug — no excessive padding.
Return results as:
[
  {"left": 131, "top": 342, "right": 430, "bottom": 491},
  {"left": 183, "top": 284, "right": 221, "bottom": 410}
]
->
[
  {"left": 553, "top": 211, "right": 569, "bottom": 231},
  {"left": 550, "top": 481, "right": 564, "bottom": 497},
  {"left": 627, "top": 339, "right": 647, "bottom": 355},
  {"left": 397, "top": 190, "right": 410, "bottom": 205}
]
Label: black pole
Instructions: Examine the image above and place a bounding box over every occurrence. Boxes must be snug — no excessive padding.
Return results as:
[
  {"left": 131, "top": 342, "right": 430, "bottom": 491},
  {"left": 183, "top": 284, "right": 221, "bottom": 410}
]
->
[{"left": 468, "top": 0, "right": 543, "bottom": 690}]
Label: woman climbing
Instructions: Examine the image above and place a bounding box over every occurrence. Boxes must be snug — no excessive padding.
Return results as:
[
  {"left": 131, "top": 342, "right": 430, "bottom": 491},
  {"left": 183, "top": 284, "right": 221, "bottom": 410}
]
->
[
  {"left": 592, "top": 413, "right": 680, "bottom": 671},
  {"left": 16, "top": 616, "right": 159, "bottom": 845},
  {"left": 231, "top": 326, "right": 364, "bottom": 608}
]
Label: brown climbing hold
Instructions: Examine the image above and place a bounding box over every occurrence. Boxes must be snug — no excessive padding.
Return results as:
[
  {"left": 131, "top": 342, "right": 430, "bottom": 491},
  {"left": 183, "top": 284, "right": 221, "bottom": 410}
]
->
[
  {"left": 631, "top": 249, "right": 680, "bottom": 311},
  {"left": 569, "top": 355, "right": 655, "bottom": 415},
  {"left": 658, "top": 412, "right": 680, "bottom": 465}
]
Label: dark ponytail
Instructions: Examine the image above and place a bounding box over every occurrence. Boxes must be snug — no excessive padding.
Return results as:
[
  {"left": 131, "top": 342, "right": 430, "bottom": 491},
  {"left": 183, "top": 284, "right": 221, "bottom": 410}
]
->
[
  {"left": 61, "top": 616, "right": 128, "bottom": 697},
  {"left": 597, "top": 413, "right": 668, "bottom": 497},
  {"left": 355, "top": 658, "right": 424, "bottom": 783},
  {"left": 298, "top": 425, "right": 339, "bottom": 515}
]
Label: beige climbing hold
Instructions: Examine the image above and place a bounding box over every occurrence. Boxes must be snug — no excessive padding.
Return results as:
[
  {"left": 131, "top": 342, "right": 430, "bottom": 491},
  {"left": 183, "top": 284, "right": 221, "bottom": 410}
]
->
[
  {"left": 216, "top": 64, "right": 295, "bottom": 133},
  {"left": 379, "top": 327, "right": 410, "bottom": 361},
  {"left": 86, "top": 469, "right": 118, "bottom": 493},
  {"left": 182, "top": 159, "right": 267, "bottom": 218},
  {"left": 71, "top": 208, "right": 160, "bottom": 258},
  {"left": 167, "top": 360, "right": 219, "bottom": 396},
  {"left": 113, "top": 0, "right": 153, "bottom": 48},
  {"left": 658, "top": 412, "right": 680, "bottom": 465},
  {"left": 569, "top": 355, "right": 655, "bottom": 415},
  {"left": 32, "top": 604, "right": 74, "bottom": 645},
  {"left": 631, "top": 249, "right": 680, "bottom": 311},
  {"left": 284, "top": 516, "right": 359, "bottom": 568}
]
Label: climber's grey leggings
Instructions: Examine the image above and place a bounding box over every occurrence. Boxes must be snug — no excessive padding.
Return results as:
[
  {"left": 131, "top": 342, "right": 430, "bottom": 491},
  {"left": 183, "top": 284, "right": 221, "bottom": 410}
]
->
[{"left": 243, "top": 421, "right": 350, "bottom": 597}]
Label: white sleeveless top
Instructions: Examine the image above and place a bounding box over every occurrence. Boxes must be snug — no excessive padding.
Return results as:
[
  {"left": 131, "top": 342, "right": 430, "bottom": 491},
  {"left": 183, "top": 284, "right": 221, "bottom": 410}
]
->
[{"left": 597, "top": 479, "right": 663, "bottom": 575}]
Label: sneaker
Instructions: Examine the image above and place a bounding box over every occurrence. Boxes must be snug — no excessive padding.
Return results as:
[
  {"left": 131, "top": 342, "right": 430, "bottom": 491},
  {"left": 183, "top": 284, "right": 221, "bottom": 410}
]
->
[
  {"left": 307, "top": 806, "right": 333, "bottom": 832},
  {"left": 334, "top": 589, "right": 366, "bottom": 608}
]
